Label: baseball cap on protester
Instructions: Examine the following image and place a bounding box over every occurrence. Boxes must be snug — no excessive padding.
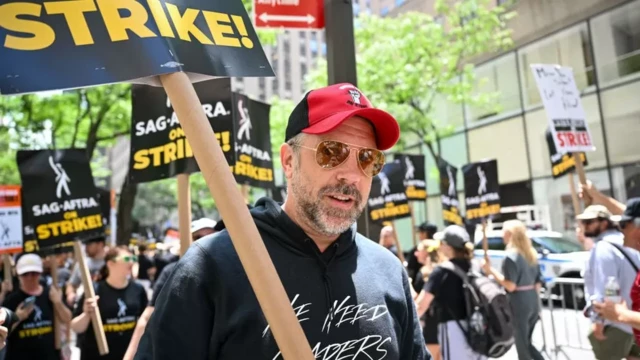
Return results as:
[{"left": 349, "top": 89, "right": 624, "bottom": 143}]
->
[
  {"left": 434, "top": 225, "right": 471, "bottom": 250},
  {"left": 190, "top": 218, "right": 217, "bottom": 234},
  {"left": 417, "top": 222, "right": 438, "bottom": 234},
  {"left": 576, "top": 205, "right": 613, "bottom": 220},
  {"left": 284, "top": 83, "right": 400, "bottom": 151},
  {"left": 611, "top": 198, "right": 640, "bottom": 223},
  {"left": 16, "top": 254, "right": 43, "bottom": 275}
]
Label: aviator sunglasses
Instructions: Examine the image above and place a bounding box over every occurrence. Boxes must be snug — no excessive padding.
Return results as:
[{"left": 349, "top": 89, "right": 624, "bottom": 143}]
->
[{"left": 294, "top": 140, "right": 386, "bottom": 177}]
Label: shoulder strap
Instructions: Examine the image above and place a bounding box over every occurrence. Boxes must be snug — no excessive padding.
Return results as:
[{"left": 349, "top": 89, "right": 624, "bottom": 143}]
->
[
  {"left": 440, "top": 261, "right": 471, "bottom": 284},
  {"left": 605, "top": 241, "right": 640, "bottom": 273}
]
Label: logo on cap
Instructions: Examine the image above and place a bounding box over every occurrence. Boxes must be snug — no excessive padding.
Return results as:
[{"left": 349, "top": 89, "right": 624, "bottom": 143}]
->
[{"left": 348, "top": 89, "right": 361, "bottom": 105}]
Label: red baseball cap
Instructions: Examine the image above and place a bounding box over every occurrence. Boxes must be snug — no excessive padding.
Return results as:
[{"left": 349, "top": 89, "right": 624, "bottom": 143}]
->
[{"left": 285, "top": 83, "right": 400, "bottom": 151}]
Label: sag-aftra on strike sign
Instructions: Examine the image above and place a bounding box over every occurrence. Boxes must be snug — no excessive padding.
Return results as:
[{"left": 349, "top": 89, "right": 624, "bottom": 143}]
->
[{"left": 0, "top": 0, "right": 273, "bottom": 94}]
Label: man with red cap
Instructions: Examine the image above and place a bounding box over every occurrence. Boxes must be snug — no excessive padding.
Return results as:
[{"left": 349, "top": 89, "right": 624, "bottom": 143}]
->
[{"left": 135, "top": 84, "right": 429, "bottom": 359}]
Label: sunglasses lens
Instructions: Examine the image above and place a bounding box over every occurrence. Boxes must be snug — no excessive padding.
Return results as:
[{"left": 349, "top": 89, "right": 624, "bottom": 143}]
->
[
  {"left": 316, "top": 141, "right": 350, "bottom": 169},
  {"left": 358, "top": 149, "right": 385, "bottom": 177}
]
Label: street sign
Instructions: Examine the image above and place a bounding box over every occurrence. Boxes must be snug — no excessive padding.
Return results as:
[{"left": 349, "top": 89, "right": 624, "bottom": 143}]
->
[{"left": 253, "top": 0, "right": 325, "bottom": 29}]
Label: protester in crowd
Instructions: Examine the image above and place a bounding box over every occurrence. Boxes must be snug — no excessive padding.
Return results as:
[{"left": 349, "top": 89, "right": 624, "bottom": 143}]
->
[
  {"left": 136, "top": 243, "right": 155, "bottom": 283},
  {"left": 72, "top": 246, "right": 147, "bottom": 360},
  {"left": 414, "top": 225, "right": 484, "bottom": 360},
  {"left": 413, "top": 238, "right": 445, "bottom": 360},
  {"left": 576, "top": 226, "right": 594, "bottom": 251},
  {"left": 66, "top": 236, "right": 106, "bottom": 306},
  {"left": 136, "top": 83, "right": 428, "bottom": 359},
  {"left": 407, "top": 222, "right": 438, "bottom": 290},
  {"left": 123, "top": 218, "right": 221, "bottom": 360},
  {"left": 579, "top": 203, "right": 640, "bottom": 359},
  {"left": 594, "top": 198, "right": 640, "bottom": 358},
  {"left": 379, "top": 225, "right": 401, "bottom": 259},
  {"left": 482, "top": 220, "right": 544, "bottom": 360},
  {"left": 3, "top": 254, "right": 71, "bottom": 360},
  {"left": 43, "top": 253, "right": 72, "bottom": 289}
]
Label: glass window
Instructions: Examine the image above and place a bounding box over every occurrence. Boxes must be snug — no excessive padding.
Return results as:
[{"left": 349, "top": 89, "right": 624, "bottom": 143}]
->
[
  {"left": 611, "top": 162, "right": 640, "bottom": 202},
  {"left": 381, "top": 6, "right": 389, "bottom": 16},
  {"left": 518, "top": 23, "right": 595, "bottom": 110},
  {"left": 532, "top": 168, "right": 610, "bottom": 237},
  {"left": 601, "top": 81, "right": 640, "bottom": 166},
  {"left": 433, "top": 89, "right": 465, "bottom": 129},
  {"left": 591, "top": 1, "right": 640, "bottom": 87},
  {"left": 468, "top": 116, "right": 530, "bottom": 183},
  {"left": 423, "top": 132, "right": 468, "bottom": 196},
  {"left": 525, "top": 94, "right": 608, "bottom": 178},
  {"left": 466, "top": 52, "right": 522, "bottom": 124}
]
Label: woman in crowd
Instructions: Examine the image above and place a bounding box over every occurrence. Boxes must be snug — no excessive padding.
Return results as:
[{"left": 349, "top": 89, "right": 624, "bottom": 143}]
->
[
  {"left": 71, "top": 246, "right": 148, "bottom": 360},
  {"left": 412, "top": 238, "right": 445, "bottom": 360},
  {"left": 483, "top": 220, "right": 544, "bottom": 360},
  {"left": 414, "top": 225, "right": 486, "bottom": 360}
]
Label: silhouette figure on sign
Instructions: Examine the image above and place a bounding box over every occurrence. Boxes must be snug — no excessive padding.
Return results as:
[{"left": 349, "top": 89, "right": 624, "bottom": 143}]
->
[
  {"left": 447, "top": 166, "right": 456, "bottom": 197},
  {"left": 477, "top": 166, "right": 487, "bottom": 195},
  {"left": 236, "top": 99, "right": 252, "bottom": 141},
  {"left": 404, "top": 157, "right": 415, "bottom": 179},
  {"left": 379, "top": 172, "right": 391, "bottom": 195},
  {"left": 49, "top": 156, "right": 70, "bottom": 199}
]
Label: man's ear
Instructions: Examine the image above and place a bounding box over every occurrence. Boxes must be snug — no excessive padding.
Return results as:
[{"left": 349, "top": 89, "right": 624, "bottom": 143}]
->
[{"left": 280, "top": 143, "right": 295, "bottom": 181}]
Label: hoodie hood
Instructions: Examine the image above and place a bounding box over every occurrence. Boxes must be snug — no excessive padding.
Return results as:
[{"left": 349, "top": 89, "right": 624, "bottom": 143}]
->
[{"left": 215, "top": 197, "right": 358, "bottom": 259}]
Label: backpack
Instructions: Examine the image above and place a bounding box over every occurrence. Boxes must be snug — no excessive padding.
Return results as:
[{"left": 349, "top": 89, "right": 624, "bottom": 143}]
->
[{"left": 440, "top": 261, "right": 515, "bottom": 358}]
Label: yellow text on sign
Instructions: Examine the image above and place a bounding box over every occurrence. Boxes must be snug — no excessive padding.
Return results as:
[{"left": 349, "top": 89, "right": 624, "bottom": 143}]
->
[
  {"left": 0, "top": 0, "right": 254, "bottom": 51},
  {"left": 234, "top": 157, "right": 273, "bottom": 182},
  {"left": 552, "top": 153, "right": 587, "bottom": 177},
  {"left": 406, "top": 186, "right": 426, "bottom": 199},
  {"left": 443, "top": 209, "right": 463, "bottom": 225},
  {"left": 369, "top": 203, "right": 410, "bottom": 222},
  {"left": 466, "top": 203, "right": 501, "bottom": 220},
  {"left": 36, "top": 213, "right": 103, "bottom": 240}
]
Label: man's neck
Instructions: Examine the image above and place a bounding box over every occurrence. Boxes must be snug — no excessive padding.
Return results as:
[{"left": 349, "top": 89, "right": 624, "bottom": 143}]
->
[{"left": 282, "top": 202, "right": 339, "bottom": 253}]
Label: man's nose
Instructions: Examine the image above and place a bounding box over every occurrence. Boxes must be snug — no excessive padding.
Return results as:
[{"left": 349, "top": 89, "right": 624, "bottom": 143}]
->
[{"left": 336, "top": 150, "right": 364, "bottom": 184}]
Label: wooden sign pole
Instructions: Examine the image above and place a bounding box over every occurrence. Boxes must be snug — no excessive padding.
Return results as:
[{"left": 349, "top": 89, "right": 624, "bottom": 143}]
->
[
  {"left": 2, "top": 255, "right": 11, "bottom": 283},
  {"left": 568, "top": 172, "right": 582, "bottom": 217},
  {"left": 49, "top": 260, "right": 61, "bottom": 350},
  {"left": 73, "top": 241, "right": 109, "bottom": 355},
  {"left": 159, "top": 72, "right": 314, "bottom": 360},
  {"left": 572, "top": 153, "right": 591, "bottom": 207},
  {"left": 409, "top": 205, "right": 418, "bottom": 247},
  {"left": 482, "top": 220, "right": 488, "bottom": 260},
  {"left": 177, "top": 174, "right": 192, "bottom": 257}
]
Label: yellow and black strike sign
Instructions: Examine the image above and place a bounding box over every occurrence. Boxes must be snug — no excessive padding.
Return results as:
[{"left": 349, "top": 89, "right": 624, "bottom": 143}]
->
[
  {"left": 231, "top": 93, "right": 275, "bottom": 189},
  {"left": 438, "top": 159, "right": 463, "bottom": 226},
  {"left": 0, "top": 0, "right": 273, "bottom": 95},
  {"left": 17, "top": 149, "right": 104, "bottom": 247},
  {"left": 130, "top": 78, "right": 234, "bottom": 183},
  {"left": 395, "top": 154, "right": 427, "bottom": 201},
  {"left": 546, "top": 128, "right": 588, "bottom": 179},
  {"left": 368, "top": 160, "right": 411, "bottom": 223},
  {"left": 463, "top": 159, "right": 501, "bottom": 222}
]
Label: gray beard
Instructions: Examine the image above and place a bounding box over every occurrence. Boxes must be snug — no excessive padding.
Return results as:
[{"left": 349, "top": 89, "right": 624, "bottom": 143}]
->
[{"left": 290, "top": 170, "right": 364, "bottom": 237}]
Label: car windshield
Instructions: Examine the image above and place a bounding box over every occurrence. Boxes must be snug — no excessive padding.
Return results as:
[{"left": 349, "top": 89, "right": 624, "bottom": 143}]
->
[{"left": 533, "top": 236, "right": 583, "bottom": 253}]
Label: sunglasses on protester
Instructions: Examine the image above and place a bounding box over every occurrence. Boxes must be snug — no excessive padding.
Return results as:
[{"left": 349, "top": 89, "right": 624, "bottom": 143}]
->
[{"left": 294, "top": 140, "right": 386, "bottom": 177}]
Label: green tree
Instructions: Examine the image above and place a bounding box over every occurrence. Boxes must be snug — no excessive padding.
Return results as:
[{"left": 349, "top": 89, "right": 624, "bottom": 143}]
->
[
  {"left": 269, "top": 96, "right": 295, "bottom": 174},
  {"left": 307, "top": 0, "right": 515, "bottom": 164}
]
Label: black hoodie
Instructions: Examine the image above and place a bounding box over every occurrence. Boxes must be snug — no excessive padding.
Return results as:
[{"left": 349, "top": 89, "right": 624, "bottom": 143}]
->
[{"left": 136, "top": 198, "right": 429, "bottom": 360}]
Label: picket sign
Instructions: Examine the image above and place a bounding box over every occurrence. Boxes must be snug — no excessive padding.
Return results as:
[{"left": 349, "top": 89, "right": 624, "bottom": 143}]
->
[
  {"left": 159, "top": 72, "right": 314, "bottom": 359},
  {"left": 73, "top": 241, "right": 109, "bottom": 354},
  {"left": 568, "top": 172, "right": 582, "bottom": 217},
  {"left": 177, "top": 174, "right": 192, "bottom": 257},
  {"left": 50, "top": 262, "right": 61, "bottom": 350},
  {"left": 409, "top": 205, "right": 418, "bottom": 247}
]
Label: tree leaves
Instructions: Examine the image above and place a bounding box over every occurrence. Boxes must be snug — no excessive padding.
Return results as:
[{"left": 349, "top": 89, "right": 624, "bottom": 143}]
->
[{"left": 307, "top": 0, "right": 515, "bottom": 165}]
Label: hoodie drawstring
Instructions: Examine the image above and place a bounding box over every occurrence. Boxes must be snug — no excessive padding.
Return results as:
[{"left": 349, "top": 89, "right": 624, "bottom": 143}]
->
[{"left": 305, "top": 240, "right": 340, "bottom": 319}]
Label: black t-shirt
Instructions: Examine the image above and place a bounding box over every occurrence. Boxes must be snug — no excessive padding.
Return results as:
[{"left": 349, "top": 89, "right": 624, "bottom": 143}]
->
[
  {"left": 137, "top": 254, "right": 154, "bottom": 281},
  {"left": 150, "top": 262, "right": 177, "bottom": 307},
  {"left": 423, "top": 258, "right": 471, "bottom": 323},
  {"left": 3, "top": 287, "right": 60, "bottom": 360},
  {"left": 74, "top": 280, "right": 148, "bottom": 360}
]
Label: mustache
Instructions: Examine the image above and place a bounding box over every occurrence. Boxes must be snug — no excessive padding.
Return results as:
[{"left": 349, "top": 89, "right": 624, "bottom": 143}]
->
[{"left": 318, "top": 183, "right": 362, "bottom": 204}]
